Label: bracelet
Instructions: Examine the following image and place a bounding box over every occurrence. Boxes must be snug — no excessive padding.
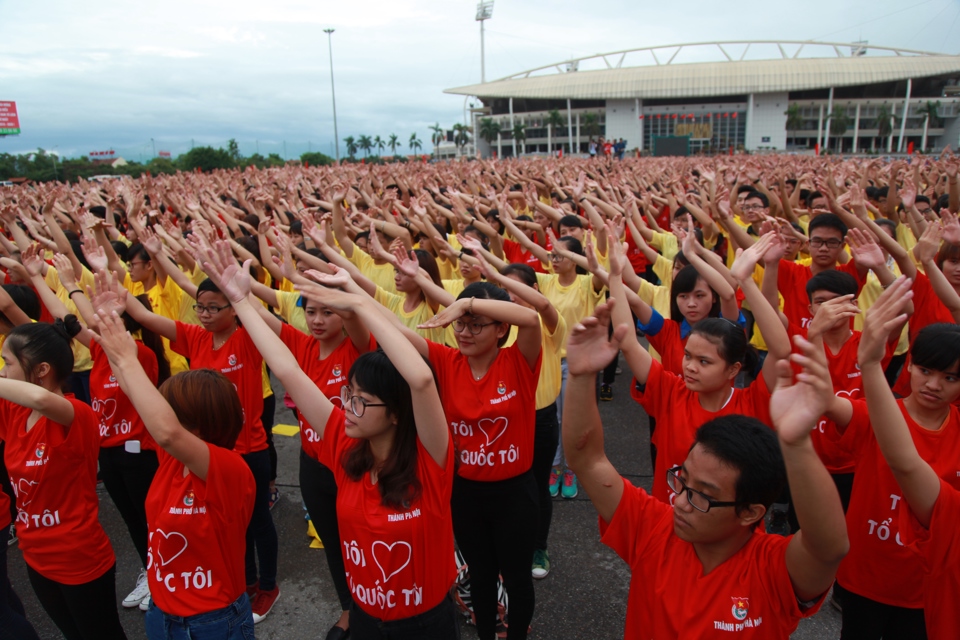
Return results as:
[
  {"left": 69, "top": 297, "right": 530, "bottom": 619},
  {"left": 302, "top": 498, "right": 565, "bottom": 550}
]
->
[
  {"left": 459, "top": 250, "right": 464, "bottom": 259},
  {"left": 68, "top": 289, "right": 83, "bottom": 298},
  {"left": 468, "top": 297, "right": 474, "bottom": 316}
]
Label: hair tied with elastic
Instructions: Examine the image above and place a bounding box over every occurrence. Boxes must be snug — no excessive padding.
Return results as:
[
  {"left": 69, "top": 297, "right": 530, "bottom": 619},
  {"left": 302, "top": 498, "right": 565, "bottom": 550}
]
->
[{"left": 53, "top": 314, "right": 83, "bottom": 340}]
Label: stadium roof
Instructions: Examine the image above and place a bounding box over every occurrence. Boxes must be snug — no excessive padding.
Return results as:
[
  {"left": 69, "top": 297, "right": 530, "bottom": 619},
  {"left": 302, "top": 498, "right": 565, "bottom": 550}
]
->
[{"left": 445, "top": 40, "right": 960, "bottom": 101}]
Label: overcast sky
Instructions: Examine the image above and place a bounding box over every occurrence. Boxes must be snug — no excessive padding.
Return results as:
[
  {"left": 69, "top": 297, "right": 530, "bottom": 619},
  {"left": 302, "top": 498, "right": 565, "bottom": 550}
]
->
[{"left": 2, "top": 0, "right": 959, "bottom": 161}]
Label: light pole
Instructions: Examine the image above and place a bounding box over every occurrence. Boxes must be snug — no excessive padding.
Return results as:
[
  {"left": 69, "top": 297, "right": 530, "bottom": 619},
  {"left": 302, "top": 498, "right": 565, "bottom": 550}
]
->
[
  {"left": 151, "top": 138, "right": 156, "bottom": 158},
  {"left": 475, "top": 1, "right": 494, "bottom": 83},
  {"left": 324, "top": 28, "right": 340, "bottom": 163}
]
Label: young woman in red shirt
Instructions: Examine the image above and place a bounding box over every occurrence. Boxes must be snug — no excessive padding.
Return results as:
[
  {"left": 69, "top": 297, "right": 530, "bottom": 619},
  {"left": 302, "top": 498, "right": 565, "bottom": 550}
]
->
[
  {"left": 562, "top": 274, "right": 848, "bottom": 638},
  {"left": 822, "top": 275, "right": 960, "bottom": 639},
  {"left": 107, "top": 264, "right": 281, "bottom": 622},
  {"left": 858, "top": 279, "right": 960, "bottom": 638},
  {"left": 93, "top": 310, "right": 256, "bottom": 640},
  {"left": 623, "top": 234, "right": 791, "bottom": 504},
  {"left": 197, "top": 240, "right": 459, "bottom": 639},
  {"left": 25, "top": 249, "right": 172, "bottom": 612},
  {"left": 0, "top": 320, "right": 127, "bottom": 640}
]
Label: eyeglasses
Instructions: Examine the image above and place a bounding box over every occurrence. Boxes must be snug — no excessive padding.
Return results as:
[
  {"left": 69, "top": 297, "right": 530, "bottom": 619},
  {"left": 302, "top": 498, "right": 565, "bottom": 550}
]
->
[
  {"left": 549, "top": 253, "right": 565, "bottom": 262},
  {"left": 452, "top": 319, "right": 498, "bottom": 335},
  {"left": 192, "top": 304, "right": 231, "bottom": 315},
  {"left": 340, "top": 386, "right": 387, "bottom": 417},
  {"left": 741, "top": 204, "right": 766, "bottom": 211},
  {"left": 666, "top": 466, "right": 740, "bottom": 513},
  {"left": 808, "top": 238, "right": 843, "bottom": 249}
]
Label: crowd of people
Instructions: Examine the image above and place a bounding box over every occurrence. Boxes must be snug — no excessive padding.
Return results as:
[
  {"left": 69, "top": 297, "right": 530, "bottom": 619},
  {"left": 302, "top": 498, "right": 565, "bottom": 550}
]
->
[{"left": 0, "top": 150, "right": 958, "bottom": 640}]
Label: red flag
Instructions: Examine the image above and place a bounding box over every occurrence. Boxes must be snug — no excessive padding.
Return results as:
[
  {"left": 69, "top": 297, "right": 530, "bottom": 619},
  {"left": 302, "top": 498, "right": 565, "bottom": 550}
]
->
[
  {"left": 672, "top": 114, "right": 678, "bottom": 119},
  {"left": 908, "top": 141, "right": 915, "bottom": 154},
  {"left": 638, "top": 114, "right": 644, "bottom": 120},
  {"left": 722, "top": 113, "right": 728, "bottom": 118},
  {"left": 732, "top": 113, "right": 738, "bottom": 119}
]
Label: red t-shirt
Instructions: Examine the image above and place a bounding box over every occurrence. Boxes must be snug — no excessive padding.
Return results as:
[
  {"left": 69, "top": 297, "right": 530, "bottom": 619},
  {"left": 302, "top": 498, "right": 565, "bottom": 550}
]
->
[
  {"left": 321, "top": 408, "right": 456, "bottom": 621},
  {"left": 834, "top": 398, "right": 960, "bottom": 607},
  {"left": 899, "top": 478, "right": 960, "bottom": 638},
  {"left": 280, "top": 324, "right": 373, "bottom": 461},
  {"left": 600, "top": 477, "right": 823, "bottom": 639},
  {"left": 146, "top": 445, "right": 255, "bottom": 617},
  {"left": 89, "top": 340, "right": 159, "bottom": 450},
  {"left": 645, "top": 319, "right": 687, "bottom": 376},
  {"left": 428, "top": 341, "right": 541, "bottom": 482},
  {"left": 631, "top": 360, "right": 773, "bottom": 503},
  {"left": 0, "top": 396, "right": 115, "bottom": 584},
  {"left": 503, "top": 237, "right": 547, "bottom": 273},
  {"left": 892, "top": 272, "right": 957, "bottom": 397},
  {"left": 777, "top": 260, "right": 863, "bottom": 330},
  {"left": 787, "top": 327, "right": 894, "bottom": 474},
  {"left": 170, "top": 323, "right": 267, "bottom": 455},
  {"left": 0, "top": 485, "right": 9, "bottom": 530},
  {"left": 624, "top": 231, "right": 649, "bottom": 275}
]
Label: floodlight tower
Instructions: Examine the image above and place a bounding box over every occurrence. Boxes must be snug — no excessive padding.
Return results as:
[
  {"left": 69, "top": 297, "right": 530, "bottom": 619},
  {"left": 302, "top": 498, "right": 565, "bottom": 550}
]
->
[
  {"left": 476, "top": 1, "right": 494, "bottom": 83},
  {"left": 324, "top": 28, "right": 340, "bottom": 163}
]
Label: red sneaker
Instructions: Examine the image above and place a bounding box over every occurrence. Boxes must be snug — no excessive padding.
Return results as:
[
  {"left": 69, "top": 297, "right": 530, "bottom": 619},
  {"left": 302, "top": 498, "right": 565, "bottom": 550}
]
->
[{"left": 251, "top": 585, "right": 280, "bottom": 624}]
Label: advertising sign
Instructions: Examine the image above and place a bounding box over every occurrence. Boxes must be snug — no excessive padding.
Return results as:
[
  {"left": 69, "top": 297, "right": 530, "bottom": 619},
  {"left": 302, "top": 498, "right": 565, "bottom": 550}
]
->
[{"left": 0, "top": 102, "right": 20, "bottom": 135}]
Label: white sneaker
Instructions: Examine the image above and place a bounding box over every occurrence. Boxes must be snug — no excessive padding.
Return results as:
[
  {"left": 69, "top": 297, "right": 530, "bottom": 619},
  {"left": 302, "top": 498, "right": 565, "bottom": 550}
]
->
[
  {"left": 139, "top": 593, "right": 152, "bottom": 612},
  {"left": 123, "top": 571, "right": 150, "bottom": 608}
]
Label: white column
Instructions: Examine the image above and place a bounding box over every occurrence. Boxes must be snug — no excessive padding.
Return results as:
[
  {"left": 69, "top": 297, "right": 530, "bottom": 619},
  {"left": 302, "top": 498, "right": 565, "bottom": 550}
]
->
[
  {"left": 745, "top": 93, "right": 755, "bottom": 151},
  {"left": 922, "top": 115, "right": 929, "bottom": 152},
  {"left": 824, "top": 87, "right": 834, "bottom": 151},
  {"left": 509, "top": 98, "right": 516, "bottom": 158},
  {"left": 887, "top": 104, "right": 896, "bottom": 153},
  {"left": 898, "top": 79, "right": 912, "bottom": 153},
  {"left": 852, "top": 103, "right": 861, "bottom": 152},
  {"left": 575, "top": 112, "right": 581, "bottom": 154},
  {"left": 496, "top": 132, "right": 502, "bottom": 158},
  {"left": 547, "top": 124, "right": 552, "bottom": 156},
  {"left": 636, "top": 98, "right": 643, "bottom": 154},
  {"left": 816, "top": 105, "right": 824, "bottom": 152},
  {"left": 566, "top": 99, "right": 573, "bottom": 155}
]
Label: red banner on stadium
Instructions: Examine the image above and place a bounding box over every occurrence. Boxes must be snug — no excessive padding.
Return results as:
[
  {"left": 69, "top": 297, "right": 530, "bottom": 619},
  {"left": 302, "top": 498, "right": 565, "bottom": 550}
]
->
[{"left": 0, "top": 102, "right": 20, "bottom": 135}]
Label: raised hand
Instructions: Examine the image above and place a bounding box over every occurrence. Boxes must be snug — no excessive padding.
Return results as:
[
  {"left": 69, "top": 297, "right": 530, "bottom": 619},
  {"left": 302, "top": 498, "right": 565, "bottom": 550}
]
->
[
  {"left": 52, "top": 253, "right": 79, "bottom": 290},
  {"left": 92, "top": 310, "right": 139, "bottom": 367},
  {"left": 846, "top": 228, "right": 884, "bottom": 271},
  {"left": 393, "top": 246, "right": 419, "bottom": 277},
  {"left": 807, "top": 294, "right": 860, "bottom": 340},
  {"left": 858, "top": 276, "right": 913, "bottom": 366},
  {"left": 89, "top": 269, "right": 128, "bottom": 317},
  {"left": 566, "top": 301, "right": 629, "bottom": 376},
  {"left": 939, "top": 209, "right": 960, "bottom": 245},
  {"left": 769, "top": 335, "right": 833, "bottom": 446},
  {"left": 303, "top": 265, "right": 353, "bottom": 290},
  {"left": 915, "top": 221, "right": 943, "bottom": 264},
  {"left": 20, "top": 243, "right": 46, "bottom": 278},
  {"left": 730, "top": 232, "right": 774, "bottom": 281}
]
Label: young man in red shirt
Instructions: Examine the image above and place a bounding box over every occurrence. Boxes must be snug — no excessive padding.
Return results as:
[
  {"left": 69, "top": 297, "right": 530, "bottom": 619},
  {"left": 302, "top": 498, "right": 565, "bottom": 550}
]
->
[{"left": 563, "top": 278, "right": 849, "bottom": 638}]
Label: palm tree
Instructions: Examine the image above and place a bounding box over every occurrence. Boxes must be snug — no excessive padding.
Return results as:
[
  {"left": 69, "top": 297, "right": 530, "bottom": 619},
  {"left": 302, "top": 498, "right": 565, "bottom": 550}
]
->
[
  {"left": 917, "top": 101, "right": 941, "bottom": 151},
  {"left": 452, "top": 123, "right": 471, "bottom": 157},
  {"left": 784, "top": 104, "right": 804, "bottom": 148},
  {"left": 546, "top": 109, "right": 565, "bottom": 155},
  {"left": 875, "top": 105, "right": 893, "bottom": 152},
  {"left": 357, "top": 135, "right": 373, "bottom": 158},
  {"left": 582, "top": 113, "right": 600, "bottom": 140},
  {"left": 344, "top": 136, "right": 357, "bottom": 160},
  {"left": 511, "top": 122, "right": 527, "bottom": 155},
  {"left": 388, "top": 134, "right": 400, "bottom": 156},
  {"left": 409, "top": 133, "right": 422, "bottom": 154},
  {"left": 373, "top": 135, "right": 385, "bottom": 157},
  {"left": 429, "top": 123, "right": 444, "bottom": 157},
  {"left": 828, "top": 106, "right": 851, "bottom": 151},
  {"left": 478, "top": 118, "right": 501, "bottom": 147}
]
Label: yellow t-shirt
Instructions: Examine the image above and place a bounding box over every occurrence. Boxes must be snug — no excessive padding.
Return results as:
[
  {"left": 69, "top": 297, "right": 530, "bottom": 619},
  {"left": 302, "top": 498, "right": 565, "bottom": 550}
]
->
[
  {"left": 505, "top": 315, "right": 567, "bottom": 409},
  {"left": 348, "top": 247, "right": 397, "bottom": 294},
  {"left": 125, "top": 272, "right": 191, "bottom": 375},
  {"left": 374, "top": 288, "right": 446, "bottom": 344},
  {"left": 45, "top": 266, "right": 95, "bottom": 373},
  {"left": 536, "top": 273, "right": 605, "bottom": 358},
  {"left": 854, "top": 262, "right": 910, "bottom": 356},
  {"left": 276, "top": 290, "right": 308, "bottom": 334}
]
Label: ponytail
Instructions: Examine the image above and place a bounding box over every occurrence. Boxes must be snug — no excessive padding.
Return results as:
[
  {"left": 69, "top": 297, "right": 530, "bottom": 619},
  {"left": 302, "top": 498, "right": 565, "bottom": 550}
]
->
[{"left": 126, "top": 294, "right": 171, "bottom": 386}]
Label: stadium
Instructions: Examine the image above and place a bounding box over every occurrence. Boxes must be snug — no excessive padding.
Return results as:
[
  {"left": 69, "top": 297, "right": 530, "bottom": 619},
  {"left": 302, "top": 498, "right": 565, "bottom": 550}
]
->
[{"left": 445, "top": 40, "right": 960, "bottom": 156}]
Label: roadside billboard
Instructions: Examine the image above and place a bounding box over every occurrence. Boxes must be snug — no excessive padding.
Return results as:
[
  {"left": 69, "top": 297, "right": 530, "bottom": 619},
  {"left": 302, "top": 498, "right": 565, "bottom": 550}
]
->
[{"left": 0, "top": 102, "right": 20, "bottom": 135}]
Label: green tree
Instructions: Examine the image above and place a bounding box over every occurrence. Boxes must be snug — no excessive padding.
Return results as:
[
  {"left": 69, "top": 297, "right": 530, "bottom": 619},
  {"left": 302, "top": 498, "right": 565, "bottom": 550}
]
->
[
  {"left": 511, "top": 122, "right": 527, "bottom": 155},
  {"left": 875, "top": 105, "right": 893, "bottom": 149},
  {"left": 387, "top": 134, "right": 399, "bottom": 156},
  {"left": 429, "top": 123, "right": 444, "bottom": 156},
  {"left": 344, "top": 136, "right": 358, "bottom": 160},
  {"left": 300, "top": 151, "right": 334, "bottom": 166},
  {"left": 546, "top": 109, "right": 565, "bottom": 154},
  {"left": 227, "top": 138, "right": 242, "bottom": 163},
  {"left": 357, "top": 135, "right": 373, "bottom": 158},
  {"left": 784, "top": 104, "right": 804, "bottom": 147},
  {"left": 478, "top": 118, "right": 501, "bottom": 145},
  {"left": 373, "top": 135, "right": 385, "bottom": 157},
  {"left": 452, "top": 123, "right": 471, "bottom": 156},
  {"left": 409, "top": 133, "right": 422, "bottom": 154},
  {"left": 179, "top": 146, "right": 234, "bottom": 172},
  {"left": 917, "top": 101, "right": 942, "bottom": 128},
  {"left": 828, "top": 106, "right": 851, "bottom": 139},
  {"left": 582, "top": 113, "right": 600, "bottom": 139}
]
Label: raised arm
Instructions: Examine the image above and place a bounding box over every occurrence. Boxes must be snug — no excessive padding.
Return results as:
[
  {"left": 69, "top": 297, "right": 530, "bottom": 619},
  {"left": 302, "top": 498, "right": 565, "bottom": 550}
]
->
[
  {"left": 562, "top": 301, "right": 630, "bottom": 523},
  {"left": 680, "top": 228, "right": 739, "bottom": 322},
  {"left": 773, "top": 335, "right": 849, "bottom": 602},
  {"left": 102, "top": 269, "right": 178, "bottom": 341}
]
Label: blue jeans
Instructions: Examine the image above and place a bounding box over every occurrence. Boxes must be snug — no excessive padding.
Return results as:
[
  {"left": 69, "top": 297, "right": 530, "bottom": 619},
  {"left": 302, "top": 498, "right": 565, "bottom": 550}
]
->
[{"left": 145, "top": 593, "right": 254, "bottom": 640}]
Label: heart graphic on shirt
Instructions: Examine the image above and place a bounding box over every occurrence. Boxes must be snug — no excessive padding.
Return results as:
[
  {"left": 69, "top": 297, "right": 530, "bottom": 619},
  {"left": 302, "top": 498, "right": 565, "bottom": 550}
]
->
[
  {"left": 100, "top": 398, "right": 117, "bottom": 421},
  {"left": 477, "top": 417, "right": 508, "bottom": 446},
  {"left": 16, "top": 479, "right": 37, "bottom": 506},
  {"left": 371, "top": 540, "right": 412, "bottom": 584},
  {"left": 155, "top": 530, "right": 188, "bottom": 567}
]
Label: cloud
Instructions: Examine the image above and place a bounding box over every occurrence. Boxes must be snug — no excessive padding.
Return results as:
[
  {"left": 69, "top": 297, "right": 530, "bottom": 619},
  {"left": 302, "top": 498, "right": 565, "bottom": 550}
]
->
[{"left": 1, "top": 0, "right": 957, "bottom": 159}]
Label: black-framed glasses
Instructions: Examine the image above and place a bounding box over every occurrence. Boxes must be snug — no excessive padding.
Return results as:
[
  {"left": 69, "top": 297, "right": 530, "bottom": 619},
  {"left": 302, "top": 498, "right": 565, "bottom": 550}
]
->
[
  {"left": 452, "top": 319, "right": 498, "bottom": 335},
  {"left": 192, "top": 304, "right": 231, "bottom": 315},
  {"left": 809, "top": 238, "right": 843, "bottom": 249},
  {"left": 340, "top": 386, "right": 387, "bottom": 417},
  {"left": 666, "top": 466, "right": 740, "bottom": 513},
  {"left": 549, "top": 253, "right": 565, "bottom": 262},
  {"left": 741, "top": 204, "right": 766, "bottom": 211}
]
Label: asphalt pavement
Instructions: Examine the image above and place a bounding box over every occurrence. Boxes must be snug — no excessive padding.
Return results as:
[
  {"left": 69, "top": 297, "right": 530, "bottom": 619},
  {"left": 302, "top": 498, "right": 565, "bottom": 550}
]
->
[{"left": 9, "top": 353, "right": 842, "bottom": 639}]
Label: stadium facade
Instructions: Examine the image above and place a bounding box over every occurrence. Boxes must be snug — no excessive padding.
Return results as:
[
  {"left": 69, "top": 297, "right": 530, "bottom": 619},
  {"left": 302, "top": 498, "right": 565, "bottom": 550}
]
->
[{"left": 444, "top": 41, "right": 960, "bottom": 156}]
